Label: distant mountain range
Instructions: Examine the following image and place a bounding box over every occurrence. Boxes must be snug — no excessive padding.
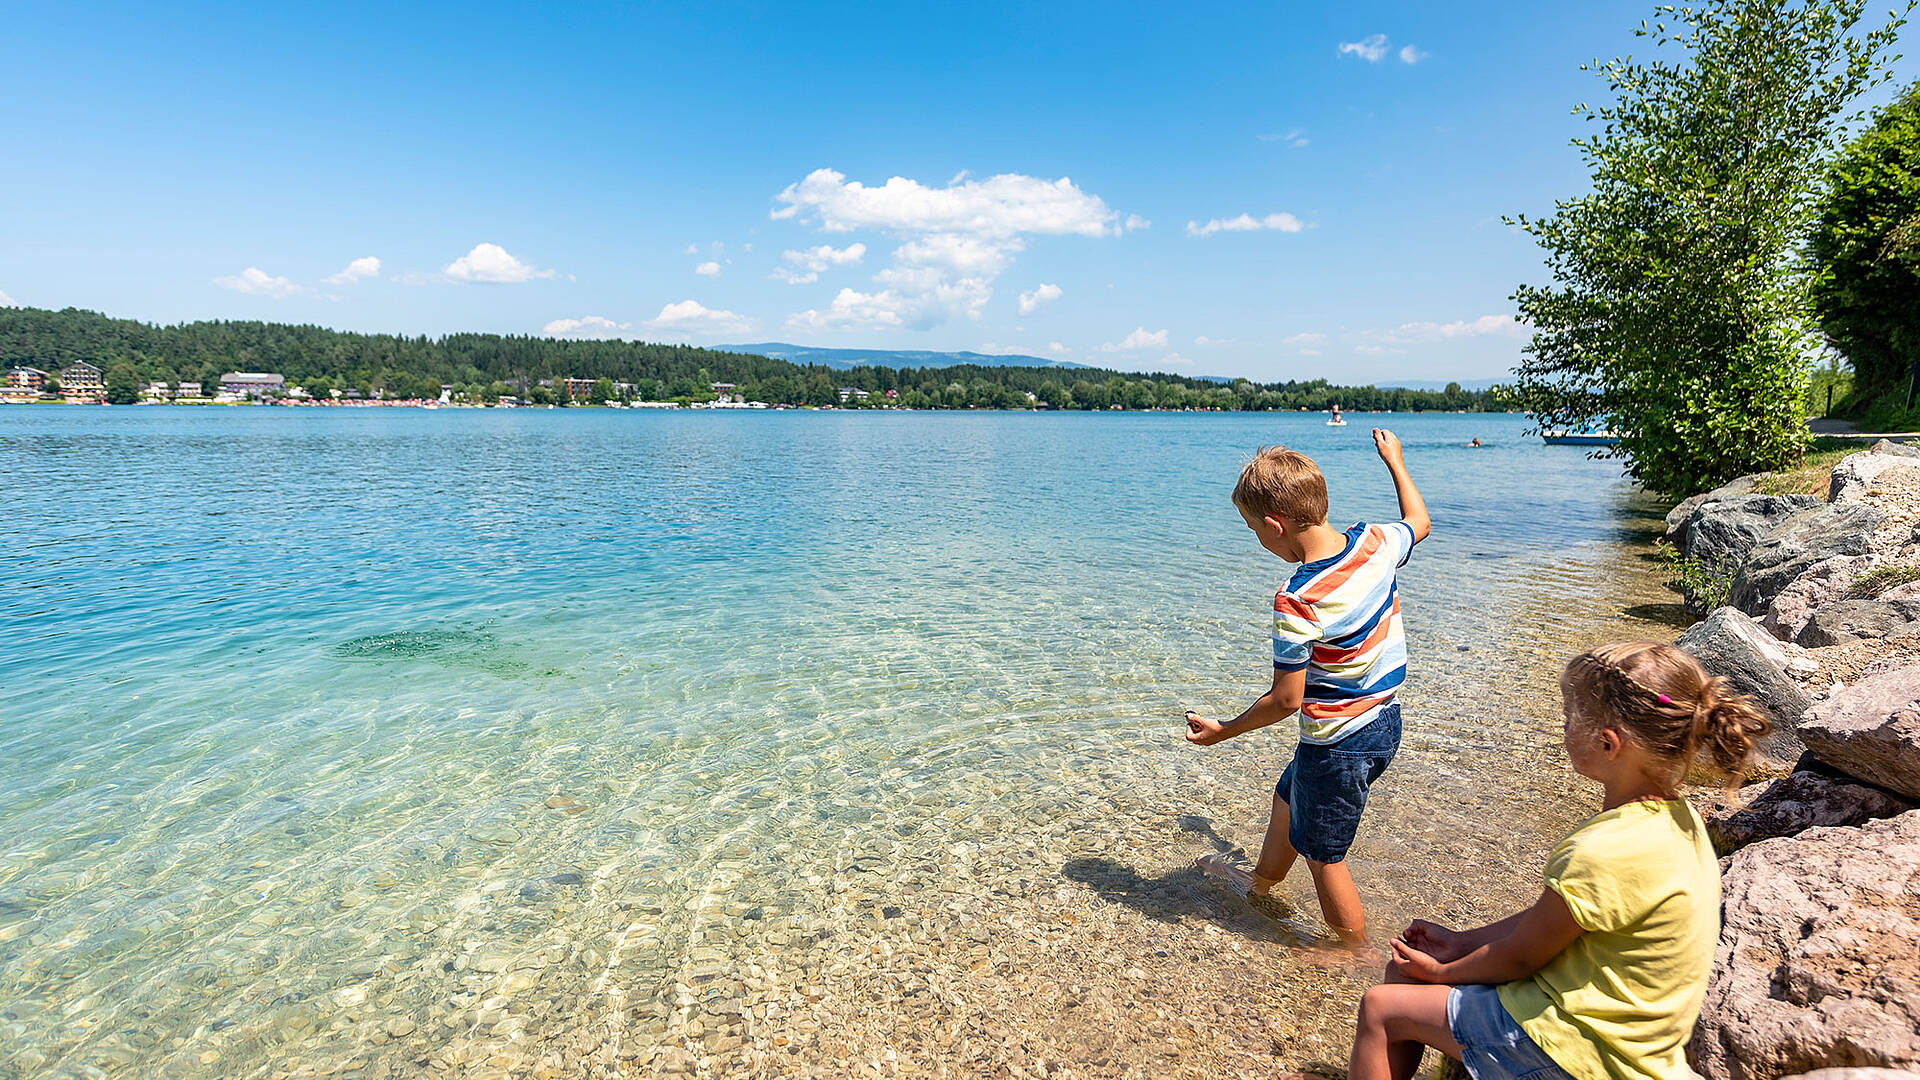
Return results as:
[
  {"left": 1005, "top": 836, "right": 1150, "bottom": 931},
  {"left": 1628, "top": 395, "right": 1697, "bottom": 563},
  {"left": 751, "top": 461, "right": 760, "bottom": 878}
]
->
[{"left": 717, "top": 342, "right": 1089, "bottom": 371}]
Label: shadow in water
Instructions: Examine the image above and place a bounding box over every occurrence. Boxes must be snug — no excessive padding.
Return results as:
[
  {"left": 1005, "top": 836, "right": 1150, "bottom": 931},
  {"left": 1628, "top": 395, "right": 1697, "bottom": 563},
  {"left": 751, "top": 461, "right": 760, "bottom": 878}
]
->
[
  {"left": 1621, "top": 602, "right": 1696, "bottom": 629},
  {"left": 1176, "top": 813, "right": 1242, "bottom": 857}
]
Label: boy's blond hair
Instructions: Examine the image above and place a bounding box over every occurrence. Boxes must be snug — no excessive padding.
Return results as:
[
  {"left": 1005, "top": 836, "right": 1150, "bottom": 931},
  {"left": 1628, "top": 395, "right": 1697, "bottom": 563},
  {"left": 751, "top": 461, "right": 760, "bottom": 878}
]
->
[{"left": 1233, "top": 446, "right": 1328, "bottom": 526}]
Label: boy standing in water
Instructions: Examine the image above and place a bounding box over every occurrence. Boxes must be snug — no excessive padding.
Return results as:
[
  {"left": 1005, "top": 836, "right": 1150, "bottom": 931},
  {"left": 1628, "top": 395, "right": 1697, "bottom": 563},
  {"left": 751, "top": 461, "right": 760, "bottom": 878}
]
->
[{"left": 1185, "top": 430, "right": 1429, "bottom": 949}]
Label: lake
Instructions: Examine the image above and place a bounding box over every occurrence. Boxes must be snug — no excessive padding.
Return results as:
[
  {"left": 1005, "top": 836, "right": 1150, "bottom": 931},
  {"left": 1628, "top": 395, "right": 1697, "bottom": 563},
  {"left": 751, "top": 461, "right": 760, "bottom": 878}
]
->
[{"left": 0, "top": 407, "right": 1679, "bottom": 1078}]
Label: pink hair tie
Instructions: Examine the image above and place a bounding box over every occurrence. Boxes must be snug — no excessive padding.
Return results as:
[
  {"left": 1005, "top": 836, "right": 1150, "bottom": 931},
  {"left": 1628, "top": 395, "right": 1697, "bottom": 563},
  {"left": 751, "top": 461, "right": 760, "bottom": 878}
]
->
[{"left": 1657, "top": 693, "right": 1673, "bottom": 705}]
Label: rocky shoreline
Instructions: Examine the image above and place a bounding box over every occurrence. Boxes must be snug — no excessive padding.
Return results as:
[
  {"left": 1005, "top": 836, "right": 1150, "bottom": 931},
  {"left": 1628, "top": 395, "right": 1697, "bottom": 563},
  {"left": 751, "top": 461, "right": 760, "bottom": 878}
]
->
[{"left": 1662, "top": 440, "right": 1920, "bottom": 1080}]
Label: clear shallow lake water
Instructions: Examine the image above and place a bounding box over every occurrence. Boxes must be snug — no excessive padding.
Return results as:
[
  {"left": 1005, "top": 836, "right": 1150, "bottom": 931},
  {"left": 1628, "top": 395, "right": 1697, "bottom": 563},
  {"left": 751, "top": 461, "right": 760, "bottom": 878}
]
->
[{"left": 0, "top": 408, "right": 1677, "bottom": 1078}]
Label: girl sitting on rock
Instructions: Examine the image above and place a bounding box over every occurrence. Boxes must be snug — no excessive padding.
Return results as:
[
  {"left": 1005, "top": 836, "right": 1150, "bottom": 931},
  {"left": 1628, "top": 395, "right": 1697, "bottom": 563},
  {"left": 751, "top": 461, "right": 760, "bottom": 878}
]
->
[{"left": 1342, "top": 642, "right": 1768, "bottom": 1080}]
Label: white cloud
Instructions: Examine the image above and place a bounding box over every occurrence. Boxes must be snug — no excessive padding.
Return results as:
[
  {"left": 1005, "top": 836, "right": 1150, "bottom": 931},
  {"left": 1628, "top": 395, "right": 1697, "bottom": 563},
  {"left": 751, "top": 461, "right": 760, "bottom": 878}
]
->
[
  {"left": 443, "top": 243, "right": 556, "bottom": 284},
  {"left": 1339, "top": 34, "right": 1390, "bottom": 62},
  {"left": 1355, "top": 344, "right": 1404, "bottom": 356},
  {"left": 646, "top": 300, "right": 755, "bottom": 337},
  {"left": 774, "top": 242, "right": 867, "bottom": 284},
  {"left": 685, "top": 244, "right": 700, "bottom": 255},
  {"left": 213, "top": 267, "right": 302, "bottom": 298},
  {"left": 1195, "top": 335, "right": 1234, "bottom": 347},
  {"left": 1017, "top": 283, "right": 1063, "bottom": 315},
  {"left": 772, "top": 168, "right": 1124, "bottom": 332},
  {"left": 1125, "top": 214, "right": 1151, "bottom": 231},
  {"left": 1257, "top": 129, "right": 1311, "bottom": 148},
  {"left": 1100, "top": 327, "right": 1169, "bottom": 352},
  {"left": 1186, "top": 212, "right": 1306, "bottom": 237},
  {"left": 772, "top": 168, "right": 1117, "bottom": 239},
  {"left": 543, "top": 315, "right": 634, "bottom": 340},
  {"left": 0, "top": 289, "right": 16, "bottom": 307},
  {"left": 1156, "top": 352, "right": 1191, "bottom": 367},
  {"left": 1369, "top": 314, "right": 1525, "bottom": 344},
  {"left": 1399, "top": 44, "right": 1427, "bottom": 64},
  {"left": 1283, "top": 331, "right": 1328, "bottom": 357},
  {"left": 695, "top": 261, "right": 721, "bottom": 276},
  {"left": 1046, "top": 342, "right": 1071, "bottom": 355},
  {"left": 324, "top": 256, "right": 381, "bottom": 285}
]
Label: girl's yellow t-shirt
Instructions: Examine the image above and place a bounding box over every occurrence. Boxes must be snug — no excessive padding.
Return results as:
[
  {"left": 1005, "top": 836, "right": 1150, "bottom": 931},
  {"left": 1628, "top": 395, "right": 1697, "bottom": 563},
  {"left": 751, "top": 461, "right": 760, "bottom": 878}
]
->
[{"left": 1496, "top": 799, "right": 1720, "bottom": 1080}]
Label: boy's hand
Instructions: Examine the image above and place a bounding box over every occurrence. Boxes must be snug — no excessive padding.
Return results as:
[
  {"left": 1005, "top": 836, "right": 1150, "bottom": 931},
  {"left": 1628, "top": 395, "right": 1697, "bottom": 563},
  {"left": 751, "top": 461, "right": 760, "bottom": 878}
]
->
[
  {"left": 1388, "top": 937, "right": 1448, "bottom": 983},
  {"left": 1373, "top": 428, "right": 1406, "bottom": 470},
  {"left": 1401, "top": 919, "right": 1469, "bottom": 962},
  {"left": 1184, "top": 711, "right": 1230, "bottom": 746}
]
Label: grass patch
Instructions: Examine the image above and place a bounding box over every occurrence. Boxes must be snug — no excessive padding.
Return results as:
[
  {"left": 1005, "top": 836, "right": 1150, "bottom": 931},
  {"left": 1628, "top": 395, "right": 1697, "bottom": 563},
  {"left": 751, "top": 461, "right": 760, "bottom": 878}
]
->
[
  {"left": 1750, "top": 446, "right": 1855, "bottom": 496},
  {"left": 1849, "top": 561, "right": 1920, "bottom": 600}
]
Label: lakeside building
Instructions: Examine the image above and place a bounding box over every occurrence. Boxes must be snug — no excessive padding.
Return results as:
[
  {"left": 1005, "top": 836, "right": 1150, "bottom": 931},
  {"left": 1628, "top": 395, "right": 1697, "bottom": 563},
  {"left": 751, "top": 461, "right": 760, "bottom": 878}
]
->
[
  {"left": 710, "top": 382, "right": 743, "bottom": 404},
  {"left": 59, "top": 361, "right": 104, "bottom": 402},
  {"left": 8, "top": 366, "right": 48, "bottom": 390},
  {"left": 562, "top": 377, "right": 597, "bottom": 400},
  {"left": 178, "top": 381, "right": 202, "bottom": 398},
  {"left": 836, "top": 386, "right": 871, "bottom": 404},
  {"left": 220, "top": 372, "right": 285, "bottom": 399}
]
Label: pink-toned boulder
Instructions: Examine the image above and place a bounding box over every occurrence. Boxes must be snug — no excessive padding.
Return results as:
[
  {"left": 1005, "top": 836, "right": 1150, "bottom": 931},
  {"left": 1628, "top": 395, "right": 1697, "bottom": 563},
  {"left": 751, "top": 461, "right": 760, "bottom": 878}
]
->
[
  {"left": 1797, "top": 667, "right": 1920, "bottom": 799},
  {"left": 1689, "top": 811, "right": 1920, "bottom": 1080}
]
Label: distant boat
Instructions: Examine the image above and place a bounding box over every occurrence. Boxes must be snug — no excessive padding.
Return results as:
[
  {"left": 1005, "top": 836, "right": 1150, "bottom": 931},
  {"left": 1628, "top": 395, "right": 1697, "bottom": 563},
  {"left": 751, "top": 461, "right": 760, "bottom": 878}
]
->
[
  {"left": 1542, "top": 430, "right": 1621, "bottom": 446},
  {"left": 1326, "top": 404, "right": 1348, "bottom": 427}
]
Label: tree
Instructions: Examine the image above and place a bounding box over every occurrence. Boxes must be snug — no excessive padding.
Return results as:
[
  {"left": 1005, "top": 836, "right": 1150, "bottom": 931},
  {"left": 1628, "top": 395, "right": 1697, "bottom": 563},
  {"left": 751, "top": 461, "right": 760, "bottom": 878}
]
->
[
  {"left": 1511, "top": 0, "right": 1910, "bottom": 499},
  {"left": 592, "top": 377, "right": 616, "bottom": 403},
  {"left": 1806, "top": 80, "right": 1920, "bottom": 410},
  {"left": 104, "top": 362, "right": 140, "bottom": 404}
]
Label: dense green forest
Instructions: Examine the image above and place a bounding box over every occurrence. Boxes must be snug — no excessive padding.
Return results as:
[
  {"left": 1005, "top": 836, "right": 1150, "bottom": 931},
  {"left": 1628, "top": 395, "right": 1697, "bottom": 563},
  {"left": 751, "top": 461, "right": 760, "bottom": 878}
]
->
[{"left": 0, "top": 306, "right": 1507, "bottom": 412}]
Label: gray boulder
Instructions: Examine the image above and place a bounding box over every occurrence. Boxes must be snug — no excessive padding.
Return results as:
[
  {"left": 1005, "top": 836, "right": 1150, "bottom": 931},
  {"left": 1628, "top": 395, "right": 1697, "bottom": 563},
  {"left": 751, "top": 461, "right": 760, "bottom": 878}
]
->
[
  {"left": 1764, "top": 554, "right": 1874, "bottom": 642},
  {"left": 1704, "top": 769, "right": 1915, "bottom": 854},
  {"left": 1869, "top": 438, "right": 1920, "bottom": 458},
  {"left": 1798, "top": 667, "right": 1920, "bottom": 799},
  {"left": 1781, "top": 1070, "right": 1920, "bottom": 1080},
  {"left": 1729, "top": 503, "right": 1882, "bottom": 617},
  {"left": 1688, "top": 810, "right": 1920, "bottom": 1080},
  {"left": 1831, "top": 448, "right": 1920, "bottom": 504},
  {"left": 1668, "top": 473, "right": 1765, "bottom": 546},
  {"left": 1676, "top": 608, "right": 1810, "bottom": 770},
  {"left": 1796, "top": 599, "right": 1920, "bottom": 648},
  {"left": 1682, "top": 494, "right": 1823, "bottom": 580}
]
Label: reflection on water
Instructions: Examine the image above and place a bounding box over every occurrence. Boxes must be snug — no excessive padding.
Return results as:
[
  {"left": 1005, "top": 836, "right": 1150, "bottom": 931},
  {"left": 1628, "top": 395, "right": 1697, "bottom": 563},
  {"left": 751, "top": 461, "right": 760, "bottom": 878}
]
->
[{"left": 0, "top": 409, "right": 1674, "bottom": 1077}]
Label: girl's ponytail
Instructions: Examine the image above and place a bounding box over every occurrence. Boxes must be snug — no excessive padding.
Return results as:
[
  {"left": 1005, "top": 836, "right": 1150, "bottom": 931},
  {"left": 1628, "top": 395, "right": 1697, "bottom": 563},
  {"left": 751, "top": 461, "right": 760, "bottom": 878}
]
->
[{"left": 1691, "top": 675, "right": 1770, "bottom": 779}]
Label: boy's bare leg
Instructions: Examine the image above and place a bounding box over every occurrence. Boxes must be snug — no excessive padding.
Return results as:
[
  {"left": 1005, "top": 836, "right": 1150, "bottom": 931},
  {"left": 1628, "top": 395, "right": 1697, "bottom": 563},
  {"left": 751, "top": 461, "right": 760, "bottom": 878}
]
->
[
  {"left": 1348, "top": 984, "right": 1459, "bottom": 1080},
  {"left": 1306, "top": 858, "right": 1367, "bottom": 948},
  {"left": 1251, "top": 789, "right": 1298, "bottom": 893}
]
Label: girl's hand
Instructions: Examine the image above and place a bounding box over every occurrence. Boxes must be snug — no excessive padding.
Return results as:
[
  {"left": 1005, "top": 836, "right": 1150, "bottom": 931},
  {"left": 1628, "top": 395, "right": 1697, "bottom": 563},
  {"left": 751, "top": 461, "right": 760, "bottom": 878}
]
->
[
  {"left": 1185, "top": 711, "right": 1229, "bottom": 746},
  {"left": 1389, "top": 937, "right": 1448, "bottom": 983},
  {"left": 1402, "top": 919, "right": 1469, "bottom": 962}
]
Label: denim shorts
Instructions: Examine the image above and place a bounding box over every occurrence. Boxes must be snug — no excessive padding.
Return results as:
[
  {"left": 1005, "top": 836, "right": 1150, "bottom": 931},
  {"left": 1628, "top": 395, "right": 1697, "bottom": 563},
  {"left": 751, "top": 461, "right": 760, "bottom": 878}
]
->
[
  {"left": 1275, "top": 704, "right": 1400, "bottom": 863},
  {"left": 1449, "top": 985, "right": 1574, "bottom": 1080}
]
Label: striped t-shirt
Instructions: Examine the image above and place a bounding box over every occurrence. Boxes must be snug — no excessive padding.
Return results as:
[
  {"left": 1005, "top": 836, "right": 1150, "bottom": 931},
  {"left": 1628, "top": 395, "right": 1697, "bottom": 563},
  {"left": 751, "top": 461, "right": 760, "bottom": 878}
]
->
[{"left": 1272, "top": 521, "right": 1417, "bottom": 744}]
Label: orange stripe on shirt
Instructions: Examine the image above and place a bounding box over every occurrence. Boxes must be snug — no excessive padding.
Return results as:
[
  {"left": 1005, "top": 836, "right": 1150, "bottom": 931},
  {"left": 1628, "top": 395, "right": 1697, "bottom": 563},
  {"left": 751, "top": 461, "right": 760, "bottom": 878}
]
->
[
  {"left": 1274, "top": 592, "right": 1316, "bottom": 621},
  {"left": 1299, "top": 528, "right": 1384, "bottom": 605},
  {"left": 1311, "top": 597, "right": 1401, "bottom": 664},
  {"left": 1302, "top": 689, "right": 1397, "bottom": 720}
]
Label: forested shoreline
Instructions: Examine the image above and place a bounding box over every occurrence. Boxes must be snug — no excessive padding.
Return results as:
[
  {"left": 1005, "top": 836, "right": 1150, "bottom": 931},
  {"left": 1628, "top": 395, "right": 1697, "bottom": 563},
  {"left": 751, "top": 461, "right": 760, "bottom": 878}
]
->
[{"left": 0, "top": 306, "right": 1505, "bottom": 412}]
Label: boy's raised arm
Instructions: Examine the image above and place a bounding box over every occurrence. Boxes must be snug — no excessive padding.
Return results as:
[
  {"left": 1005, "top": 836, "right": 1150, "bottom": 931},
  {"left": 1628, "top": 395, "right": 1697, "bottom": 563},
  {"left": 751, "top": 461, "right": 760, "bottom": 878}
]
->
[{"left": 1373, "top": 428, "right": 1431, "bottom": 543}]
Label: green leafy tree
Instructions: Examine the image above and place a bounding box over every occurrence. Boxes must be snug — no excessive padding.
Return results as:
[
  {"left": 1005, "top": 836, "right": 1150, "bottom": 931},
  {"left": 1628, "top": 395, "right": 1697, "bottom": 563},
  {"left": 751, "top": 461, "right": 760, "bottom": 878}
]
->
[
  {"left": 592, "top": 377, "right": 615, "bottom": 402},
  {"left": 104, "top": 362, "right": 141, "bottom": 404},
  {"left": 1807, "top": 80, "right": 1920, "bottom": 411},
  {"left": 1511, "top": 0, "right": 1910, "bottom": 499}
]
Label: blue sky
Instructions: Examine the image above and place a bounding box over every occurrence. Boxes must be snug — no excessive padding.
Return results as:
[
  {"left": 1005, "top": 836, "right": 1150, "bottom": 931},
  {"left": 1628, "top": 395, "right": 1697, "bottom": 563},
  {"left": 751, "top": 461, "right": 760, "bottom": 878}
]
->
[{"left": 3, "top": 2, "right": 1915, "bottom": 383}]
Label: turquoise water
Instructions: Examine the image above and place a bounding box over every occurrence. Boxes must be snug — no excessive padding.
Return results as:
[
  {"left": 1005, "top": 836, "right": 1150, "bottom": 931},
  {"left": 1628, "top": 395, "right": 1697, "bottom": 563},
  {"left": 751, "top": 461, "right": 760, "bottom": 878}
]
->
[{"left": 0, "top": 408, "right": 1670, "bottom": 1077}]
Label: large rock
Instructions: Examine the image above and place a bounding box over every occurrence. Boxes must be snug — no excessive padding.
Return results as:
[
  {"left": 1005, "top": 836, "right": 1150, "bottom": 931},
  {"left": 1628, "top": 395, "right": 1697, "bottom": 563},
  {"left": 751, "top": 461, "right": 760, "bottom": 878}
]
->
[
  {"left": 1797, "top": 599, "right": 1920, "bottom": 648},
  {"left": 1729, "top": 503, "right": 1882, "bottom": 617},
  {"left": 1831, "top": 447, "right": 1920, "bottom": 504},
  {"left": 1774, "top": 1060, "right": 1920, "bottom": 1068},
  {"left": 1798, "top": 667, "right": 1920, "bottom": 799},
  {"left": 1669, "top": 473, "right": 1766, "bottom": 546},
  {"left": 1676, "top": 608, "right": 1811, "bottom": 770},
  {"left": 1688, "top": 810, "right": 1920, "bottom": 1080},
  {"left": 1683, "top": 494, "right": 1824, "bottom": 579},
  {"left": 1704, "top": 769, "right": 1916, "bottom": 854},
  {"left": 1780, "top": 1070, "right": 1920, "bottom": 1080},
  {"left": 1764, "top": 555, "right": 1874, "bottom": 642}
]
